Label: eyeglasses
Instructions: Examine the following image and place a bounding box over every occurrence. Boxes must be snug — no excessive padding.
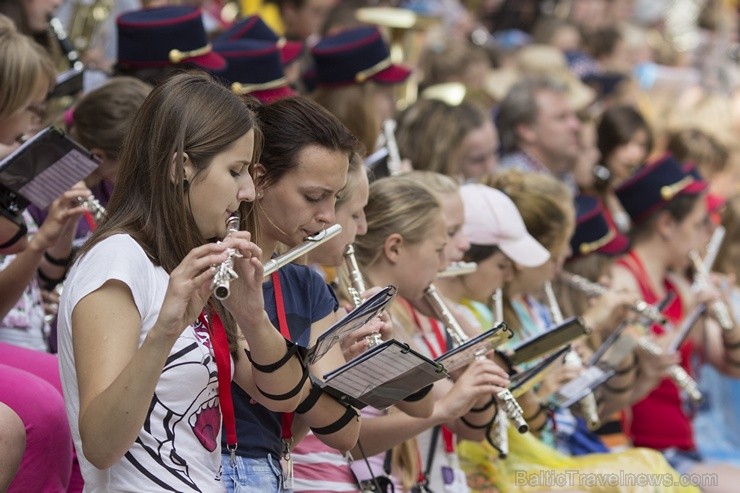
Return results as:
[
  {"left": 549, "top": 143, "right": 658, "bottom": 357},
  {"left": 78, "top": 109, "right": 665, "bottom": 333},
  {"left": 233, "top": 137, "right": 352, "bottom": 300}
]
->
[{"left": 26, "top": 102, "right": 47, "bottom": 118}]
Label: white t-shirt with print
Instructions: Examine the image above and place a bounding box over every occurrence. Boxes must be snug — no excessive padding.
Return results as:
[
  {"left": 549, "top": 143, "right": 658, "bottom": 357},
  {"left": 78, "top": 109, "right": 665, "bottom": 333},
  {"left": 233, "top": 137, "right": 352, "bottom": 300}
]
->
[{"left": 58, "top": 234, "right": 226, "bottom": 492}]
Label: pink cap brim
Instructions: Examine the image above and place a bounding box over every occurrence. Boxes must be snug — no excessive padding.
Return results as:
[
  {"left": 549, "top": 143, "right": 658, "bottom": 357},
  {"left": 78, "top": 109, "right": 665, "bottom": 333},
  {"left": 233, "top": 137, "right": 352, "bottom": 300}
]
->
[
  {"left": 684, "top": 180, "right": 708, "bottom": 196},
  {"left": 499, "top": 234, "right": 551, "bottom": 268},
  {"left": 371, "top": 63, "right": 412, "bottom": 84},
  {"left": 598, "top": 232, "right": 629, "bottom": 256},
  {"left": 707, "top": 193, "right": 725, "bottom": 214},
  {"left": 187, "top": 51, "right": 227, "bottom": 71},
  {"left": 280, "top": 41, "right": 304, "bottom": 65},
  {"left": 252, "top": 85, "right": 296, "bottom": 103}
]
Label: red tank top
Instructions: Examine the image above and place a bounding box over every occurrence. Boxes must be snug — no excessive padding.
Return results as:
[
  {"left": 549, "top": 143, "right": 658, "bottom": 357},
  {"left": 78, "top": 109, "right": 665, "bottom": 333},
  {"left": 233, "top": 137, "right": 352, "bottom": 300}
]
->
[{"left": 615, "top": 251, "right": 696, "bottom": 451}]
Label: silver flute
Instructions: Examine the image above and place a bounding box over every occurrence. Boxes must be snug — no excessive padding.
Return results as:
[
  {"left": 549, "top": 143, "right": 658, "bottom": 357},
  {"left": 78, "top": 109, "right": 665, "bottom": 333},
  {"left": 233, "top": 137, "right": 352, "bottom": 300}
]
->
[
  {"left": 689, "top": 250, "right": 735, "bottom": 332},
  {"left": 381, "top": 119, "right": 403, "bottom": 177},
  {"left": 263, "top": 224, "right": 342, "bottom": 277},
  {"left": 544, "top": 281, "right": 601, "bottom": 430},
  {"left": 423, "top": 284, "right": 528, "bottom": 435},
  {"left": 77, "top": 195, "right": 106, "bottom": 223},
  {"left": 635, "top": 336, "right": 702, "bottom": 403},
  {"left": 559, "top": 271, "right": 668, "bottom": 325},
  {"left": 436, "top": 261, "right": 478, "bottom": 279},
  {"left": 211, "top": 213, "right": 242, "bottom": 300},
  {"left": 343, "top": 244, "right": 382, "bottom": 347}
]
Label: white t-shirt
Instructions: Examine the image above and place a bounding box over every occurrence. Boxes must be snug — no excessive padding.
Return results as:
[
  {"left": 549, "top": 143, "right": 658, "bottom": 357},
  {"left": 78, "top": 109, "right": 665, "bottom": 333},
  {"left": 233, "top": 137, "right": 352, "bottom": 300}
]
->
[{"left": 58, "top": 234, "right": 226, "bottom": 492}]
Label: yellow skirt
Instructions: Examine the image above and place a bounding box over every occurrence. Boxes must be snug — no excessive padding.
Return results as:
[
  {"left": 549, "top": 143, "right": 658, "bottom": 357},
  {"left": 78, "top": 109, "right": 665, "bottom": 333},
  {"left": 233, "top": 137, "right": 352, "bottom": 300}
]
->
[{"left": 459, "top": 428, "right": 700, "bottom": 493}]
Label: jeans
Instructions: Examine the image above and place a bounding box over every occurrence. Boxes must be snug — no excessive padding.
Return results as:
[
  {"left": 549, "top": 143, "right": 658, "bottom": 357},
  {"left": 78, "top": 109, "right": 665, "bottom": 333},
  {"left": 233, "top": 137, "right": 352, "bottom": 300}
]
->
[{"left": 221, "top": 453, "right": 289, "bottom": 492}]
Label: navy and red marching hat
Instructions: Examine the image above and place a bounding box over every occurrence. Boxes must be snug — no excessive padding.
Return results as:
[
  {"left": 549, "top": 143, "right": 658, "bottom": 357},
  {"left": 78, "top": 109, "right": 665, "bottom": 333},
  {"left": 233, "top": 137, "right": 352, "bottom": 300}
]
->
[
  {"left": 117, "top": 6, "right": 226, "bottom": 70},
  {"left": 215, "top": 15, "right": 304, "bottom": 65},
  {"left": 615, "top": 153, "right": 707, "bottom": 224},
  {"left": 570, "top": 195, "right": 629, "bottom": 258},
  {"left": 310, "top": 26, "right": 412, "bottom": 87},
  {"left": 213, "top": 39, "right": 295, "bottom": 103}
]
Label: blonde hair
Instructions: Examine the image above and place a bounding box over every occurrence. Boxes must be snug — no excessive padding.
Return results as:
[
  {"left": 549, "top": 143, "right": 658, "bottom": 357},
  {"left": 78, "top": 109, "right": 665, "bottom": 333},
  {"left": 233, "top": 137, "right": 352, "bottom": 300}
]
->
[
  {"left": 353, "top": 176, "right": 443, "bottom": 269},
  {"left": 312, "top": 83, "right": 377, "bottom": 156},
  {"left": 0, "top": 14, "right": 55, "bottom": 118},
  {"left": 404, "top": 169, "right": 459, "bottom": 197},
  {"left": 482, "top": 170, "right": 573, "bottom": 252},
  {"left": 70, "top": 77, "right": 152, "bottom": 158}
]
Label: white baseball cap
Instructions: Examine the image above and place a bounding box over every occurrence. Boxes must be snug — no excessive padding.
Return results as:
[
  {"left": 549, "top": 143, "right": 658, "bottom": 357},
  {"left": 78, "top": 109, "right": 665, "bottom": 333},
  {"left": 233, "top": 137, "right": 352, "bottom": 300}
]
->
[{"left": 461, "top": 183, "right": 550, "bottom": 267}]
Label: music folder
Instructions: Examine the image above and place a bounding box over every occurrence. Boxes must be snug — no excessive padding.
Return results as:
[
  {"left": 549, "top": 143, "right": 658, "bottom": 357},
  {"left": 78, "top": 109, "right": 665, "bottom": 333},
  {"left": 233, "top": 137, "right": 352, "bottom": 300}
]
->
[
  {"left": 435, "top": 322, "right": 512, "bottom": 373},
  {"left": 509, "top": 345, "right": 571, "bottom": 398},
  {"left": 319, "top": 339, "right": 448, "bottom": 410},
  {"left": 501, "top": 317, "right": 589, "bottom": 368},
  {"left": 549, "top": 365, "right": 616, "bottom": 409},
  {"left": 0, "top": 126, "right": 99, "bottom": 214},
  {"left": 305, "top": 285, "right": 398, "bottom": 365}
]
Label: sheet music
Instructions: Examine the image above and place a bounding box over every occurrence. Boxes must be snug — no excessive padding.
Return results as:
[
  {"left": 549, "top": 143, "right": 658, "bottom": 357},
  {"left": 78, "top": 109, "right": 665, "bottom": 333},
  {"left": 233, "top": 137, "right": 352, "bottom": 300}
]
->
[
  {"left": 508, "top": 317, "right": 589, "bottom": 366},
  {"left": 322, "top": 340, "right": 446, "bottom": 409},
  {"left": 436, "top": 323, "right": 511, "bottom": 372},
  {"left": 307, "top": 285, "right": 397, "bottom": 365},
  {"left": 550, "top": 366, "right": 615, "bottom": 408},
  {"left": 20, "top": 149, "right": 98, "bottom": 208}
]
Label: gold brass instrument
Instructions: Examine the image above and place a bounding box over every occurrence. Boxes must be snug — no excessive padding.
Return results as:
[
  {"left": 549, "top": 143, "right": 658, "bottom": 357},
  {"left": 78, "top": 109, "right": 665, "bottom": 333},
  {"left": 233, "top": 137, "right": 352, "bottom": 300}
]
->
[
  {"left": 65, "top": 0, "right": 113, "bottom": 54},
  {"left": 559, "top": 271, "right": 668, "bottom": 325},
  {"left": 437, "top": 261, "right": 477, "bottom": 279},
  {"left": 77, "top": 195, "right": 105, "bottom": 223},
  {"left": 544, "top": 281, "right": 600, "bottom": 430},
  {"left": 263, "top": 224, "right": 342, "bottom": 277},
  {"left": 211, "top": 213, "right": 242, "bottom": 300},
  {"left": 344, "top": 244, "right": 383, "bottom": 347},
  {"left": 423, "top": 284, "right": 528, "bottom": 447}
]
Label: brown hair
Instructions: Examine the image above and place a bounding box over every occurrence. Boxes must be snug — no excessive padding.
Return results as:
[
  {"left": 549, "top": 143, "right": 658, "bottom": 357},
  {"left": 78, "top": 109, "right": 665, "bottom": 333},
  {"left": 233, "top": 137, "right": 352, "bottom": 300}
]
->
[
  {"left": 667, "top": 128, "right": 729, "bottom": 179},
  {"left": 396, "top": 97, "right": 488, "bottom": 178},
  {"left": 78, "top": 72, "right": 261, "bottom": 353},
  {"left": 70, "top": 77, "right": 152, "bottom": 159}
]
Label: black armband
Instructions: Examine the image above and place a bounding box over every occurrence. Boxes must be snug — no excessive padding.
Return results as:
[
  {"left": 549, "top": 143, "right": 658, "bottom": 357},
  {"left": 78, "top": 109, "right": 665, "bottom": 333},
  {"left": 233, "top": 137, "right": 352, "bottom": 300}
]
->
[
  {"left": 402, "top": 384, "right": 433, "bottom": 402},
  {"left": 0, "top": 221, "right": 27, "bottom": 250},
  {"left": 248, "top": 340, "right": 310, "bottom": 401},
  {"left": 310, "top": 405, "right": 358, "bottom": 435},
  {"left": 524, "top": 402, "right": 548, "bottom": 422},
  {"left": 245, "top": 339, "right": 307, "bottom": 373},
  {"left": 37, "top": 268, "right": 65, "bottom": 289},
  {"left": 43, "top": 250, "right": 73, "bottom": 267},
  {"left": 614, "top": 357, "right": 638, "bottom": 375},
  {"left": 603, "top": 379, "right": 634, "bottom": 394},
  {"left": 722, "top": 338, "right": 740, "bottom": 351},
  {"left": 470, "top": 395, "right": 497, "bottom": 413},
  {"left": 295, "top": 376, "right": 324, "bottom": 415},
  {"left": 460, "top": 413, "right": 496, "bottom": 430}
]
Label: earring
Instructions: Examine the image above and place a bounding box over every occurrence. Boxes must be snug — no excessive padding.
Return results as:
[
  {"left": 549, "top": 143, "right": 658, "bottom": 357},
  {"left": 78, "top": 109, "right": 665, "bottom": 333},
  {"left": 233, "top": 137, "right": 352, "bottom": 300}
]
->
[{"left": 256, "top": 190, "right": 263, "bottom": 199}]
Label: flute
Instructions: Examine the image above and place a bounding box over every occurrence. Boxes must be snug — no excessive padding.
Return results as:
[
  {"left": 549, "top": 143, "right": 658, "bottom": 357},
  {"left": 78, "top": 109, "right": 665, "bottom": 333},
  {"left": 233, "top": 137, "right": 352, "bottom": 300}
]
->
[
  {"left": 211, "top": 213, "right": 242, "bottom": 300},
  {"left": 544, "top": 281, "right": 601, "bottom": 430},
  {"left": 437, "top": 261, "right": 478, "bottom": 278},
  {"left": 343, "top": 244, "right": 383, "bottom": 347},
  {"left": 689, "top": 250, "right": 735, "bottom": 332},
  {"left": 423, "top": 284, "right": 528, "bottom": 434},
  {"left": 77, "top": 195, "right": 106, "bottom": 223},
  {"left": 559, "top": 271, "right": 668, "bottom": 325},
  {"left": 263, "top": 225, "right": 342, "bottom": 277},
  {"left": 634, "top": 336, "right": 702, "bottom": 402},
  {"left": 382, "top": 119, "right": 403, "bottom": 177}
]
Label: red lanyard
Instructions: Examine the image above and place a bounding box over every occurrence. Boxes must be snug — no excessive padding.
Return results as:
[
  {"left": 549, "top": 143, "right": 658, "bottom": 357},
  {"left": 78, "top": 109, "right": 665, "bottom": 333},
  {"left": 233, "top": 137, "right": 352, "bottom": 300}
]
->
[
  {"left": 410, "top": 306, "right": 456, "bottom": 455},
  {"left": 272, "top": 272, "right": 294, "bottom": 444},
  {"left": 198, "top": 307, "right": 236, "bottom": 451},
  {"left": 83, "top": 211, "right": 97, "bottom": 232}
]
